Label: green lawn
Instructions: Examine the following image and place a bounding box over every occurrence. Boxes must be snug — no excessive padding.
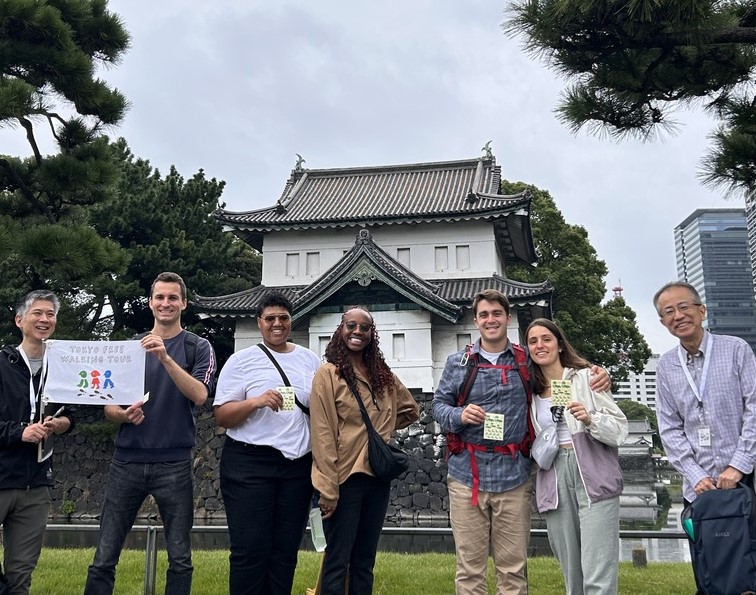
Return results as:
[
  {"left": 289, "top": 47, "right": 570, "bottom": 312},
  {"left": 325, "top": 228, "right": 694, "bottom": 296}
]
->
[{"left": 23, "top": 549, "right": 695, "bottom": 594}]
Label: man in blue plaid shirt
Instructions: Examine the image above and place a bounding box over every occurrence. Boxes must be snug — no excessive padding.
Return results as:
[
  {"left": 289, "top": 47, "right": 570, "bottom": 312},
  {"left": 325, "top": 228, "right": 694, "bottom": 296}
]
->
[{"left": 432, "top": 289, "right": 609, "bottom": 595}]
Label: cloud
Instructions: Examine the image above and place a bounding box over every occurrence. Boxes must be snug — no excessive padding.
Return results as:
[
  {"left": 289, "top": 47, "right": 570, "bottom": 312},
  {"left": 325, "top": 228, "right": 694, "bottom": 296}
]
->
[{"left": 3, "top": 0, "right": 734, "bottom": 354}]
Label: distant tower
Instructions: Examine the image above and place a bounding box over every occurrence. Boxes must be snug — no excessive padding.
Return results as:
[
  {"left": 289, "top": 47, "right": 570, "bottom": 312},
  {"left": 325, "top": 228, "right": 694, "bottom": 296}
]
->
[
  {"left": 612, "top": 280, "right": 623, "bottom": 298},
  {"left": 675, "top": 208, "right": 756, "bottom": 352}
]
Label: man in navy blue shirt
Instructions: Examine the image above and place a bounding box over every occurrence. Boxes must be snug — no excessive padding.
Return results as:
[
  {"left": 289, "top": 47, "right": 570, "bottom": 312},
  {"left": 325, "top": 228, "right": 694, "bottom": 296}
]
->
[{"left": 85, "top": 272, "right": 217, "bottom": 595}]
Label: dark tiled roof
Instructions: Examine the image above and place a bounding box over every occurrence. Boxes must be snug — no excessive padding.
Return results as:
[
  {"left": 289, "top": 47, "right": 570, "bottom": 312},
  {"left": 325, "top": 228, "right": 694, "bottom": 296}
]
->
[
  {"left": 439, "top": 275, "right": 552, "bottom": 304},
  {"left": 193, "top": 285, "right": 304, "bottom": 317},
  {"left": 216, "top": 155, "right": 537, "bottom": 265}
]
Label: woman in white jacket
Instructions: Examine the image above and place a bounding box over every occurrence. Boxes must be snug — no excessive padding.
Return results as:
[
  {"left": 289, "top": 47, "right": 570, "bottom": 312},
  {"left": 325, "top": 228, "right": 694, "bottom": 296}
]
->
[{"left": 526, "top": 318, "right": 628, "bottom": 595}]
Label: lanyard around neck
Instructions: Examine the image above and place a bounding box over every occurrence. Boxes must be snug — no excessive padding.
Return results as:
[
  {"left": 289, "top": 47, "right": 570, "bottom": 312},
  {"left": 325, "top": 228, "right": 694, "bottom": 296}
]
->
[
  {"left": 17, "top": 345, "right": 48, "bottom": 423},
  {"left": 677, "top": 334, "right": 712, "bottom": 405}
]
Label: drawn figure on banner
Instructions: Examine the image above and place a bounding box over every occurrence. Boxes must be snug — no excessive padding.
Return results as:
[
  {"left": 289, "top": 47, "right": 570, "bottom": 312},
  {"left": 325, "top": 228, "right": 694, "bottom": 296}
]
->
[
  {"left": 74, "top": 370, "right": 112, "bottom": 400},
  {"left": 91, "top": 370, "right": 101, "bottom": 390},
  {"left": 103, "top": 370, "right": 114, "bottom": 390}
]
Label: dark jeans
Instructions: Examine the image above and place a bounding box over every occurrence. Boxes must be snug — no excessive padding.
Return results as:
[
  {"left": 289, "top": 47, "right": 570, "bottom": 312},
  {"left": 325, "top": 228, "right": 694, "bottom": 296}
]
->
[
  {"left": 84, "top": 459, "right": 194, "bottom": 595},
  {"left": 683, "top": 472, "right": 754, "bottom": 595},
  {"left": 220, "top": 437, "right": 312, "bottom": 595},
  {"left": 320, "top": 473, "right": 390, "bottom": 595}
]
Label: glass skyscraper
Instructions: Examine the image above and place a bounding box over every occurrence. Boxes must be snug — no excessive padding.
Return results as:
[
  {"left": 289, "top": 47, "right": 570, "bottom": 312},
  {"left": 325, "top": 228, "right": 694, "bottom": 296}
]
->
[{"left": 675, "top": 208, "right": 756, "bottom": 352}]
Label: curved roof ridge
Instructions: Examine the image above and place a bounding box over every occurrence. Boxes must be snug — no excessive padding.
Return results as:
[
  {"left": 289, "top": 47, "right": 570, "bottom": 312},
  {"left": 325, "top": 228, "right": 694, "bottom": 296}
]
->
[
  {"left": 293, "top": 229, "right": 461, "bottom": 322},
  {"left": 291, "top": 156, "right": 491, "bottom": 176}
]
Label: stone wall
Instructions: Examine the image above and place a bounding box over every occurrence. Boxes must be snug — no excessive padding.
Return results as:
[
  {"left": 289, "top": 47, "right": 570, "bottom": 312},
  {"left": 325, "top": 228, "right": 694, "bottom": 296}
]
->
[
  {"left": 49, "top": 392, "right": 451, "bottom": 525},
  {"left": 49, "top": 393, "right": 651, "bottom": 525}
]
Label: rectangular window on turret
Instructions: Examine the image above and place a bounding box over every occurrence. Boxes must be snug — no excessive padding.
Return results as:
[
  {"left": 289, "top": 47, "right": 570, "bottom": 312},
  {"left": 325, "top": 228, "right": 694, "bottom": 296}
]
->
[
  {"left": 318, "top": 336, "right": 330, "bottom": 357},
  {"left": 457, "top": 334, "right": 472, "bottom": 351},
  {"left": 397, "top": 248, "right": 410, "bottom": 268},
  {"left": 456, "top": 245, "right": 470, "bottom": 270},
  {"left": 306, "top": 252, "right": 320, "bottom": 276},
  {"left": 434, "top": 246, "right": 448, "bottom": 271},
  {"left": 285, "top": 253, "right": 299, "bottom": 277},
  {"left": 392, "top": 334, "right": 405, "bottom": 359}
]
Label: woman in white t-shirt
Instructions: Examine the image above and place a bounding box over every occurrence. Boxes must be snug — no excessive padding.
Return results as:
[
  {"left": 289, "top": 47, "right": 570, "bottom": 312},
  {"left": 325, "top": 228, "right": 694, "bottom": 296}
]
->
[{"left": 214, "top": 292, "right": 321, "bottom": 595}]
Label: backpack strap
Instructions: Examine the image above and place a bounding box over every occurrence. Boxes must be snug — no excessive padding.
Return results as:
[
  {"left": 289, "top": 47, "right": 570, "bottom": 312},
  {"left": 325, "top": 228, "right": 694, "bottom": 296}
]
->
[
  {"left": 511, "top": 343, "right": 530, "bottom": 396},
  {"left": 135, "top": 330, "right": 197, "bottom": 372},
  {"left": 512, "top": 343, "right": 535, "bottom": 454},
  {"left": 456, "top": 344, "right": 480, "bottom": 407},
  {"left": 447, "top": 342, "right": 536, "bottom": 505},
  {"left": 183, "top": 331, "right": 198, "bottom": 372},
  {"left": 257, "top": 343, "right": 310, "bottom": 416}
]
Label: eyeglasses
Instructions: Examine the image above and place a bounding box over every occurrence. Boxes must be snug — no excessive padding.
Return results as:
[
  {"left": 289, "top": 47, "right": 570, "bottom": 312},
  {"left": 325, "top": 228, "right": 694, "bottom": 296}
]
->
[
  {"left": 659, "top": 302, "right": 702, "bottom": 321},
  {"left": 260, "top": 314, "right": 291, "bottom": 323},
  {"left": 344, "top": 321, "right": 372, "bottom": 333}
]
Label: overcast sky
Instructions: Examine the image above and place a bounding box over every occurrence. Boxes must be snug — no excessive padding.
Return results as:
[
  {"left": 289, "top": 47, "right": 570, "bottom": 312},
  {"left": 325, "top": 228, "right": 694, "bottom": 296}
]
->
[{"left": 5, "top": 0, "right": 739, "bottom": 354}]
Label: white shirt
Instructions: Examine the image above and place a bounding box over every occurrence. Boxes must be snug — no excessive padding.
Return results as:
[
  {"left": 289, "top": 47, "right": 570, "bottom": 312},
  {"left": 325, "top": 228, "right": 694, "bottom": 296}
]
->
[
  {"left": 214, "top": 344, "right": 321, "bottom": 459},
  {"left": 535, "top": 395, "right": 571, "bottom": 445}
]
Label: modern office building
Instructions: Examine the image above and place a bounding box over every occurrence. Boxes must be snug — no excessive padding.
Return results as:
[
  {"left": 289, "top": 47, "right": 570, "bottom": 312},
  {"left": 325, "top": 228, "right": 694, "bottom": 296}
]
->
[
  {"left": 675, "top": 208, "right": 756, "bottom": 352},
  {"left": 746, "top": 195, "right": 756, "bottom": 295},
  {"left": 615, "top": 354, "right": 659, "bottom": 411}
]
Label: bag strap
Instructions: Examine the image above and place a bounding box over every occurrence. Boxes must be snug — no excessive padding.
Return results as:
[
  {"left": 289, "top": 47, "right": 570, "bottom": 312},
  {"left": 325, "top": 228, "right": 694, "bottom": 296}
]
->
[
  {"left": 346, "top": 378, "right": 376, "bottom": 433},
  {"left": 257, "top": 343, "right": 310, "bottom": 416}
]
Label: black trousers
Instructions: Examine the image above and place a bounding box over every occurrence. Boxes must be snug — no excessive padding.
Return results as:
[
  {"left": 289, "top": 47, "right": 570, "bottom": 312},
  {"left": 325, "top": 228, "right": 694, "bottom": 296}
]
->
[
  {"left": 319, "top": 473, "right": 390, "bottom": 595},
  {"left": 220, "top": 437, "right": 312, "bottom": 595}
]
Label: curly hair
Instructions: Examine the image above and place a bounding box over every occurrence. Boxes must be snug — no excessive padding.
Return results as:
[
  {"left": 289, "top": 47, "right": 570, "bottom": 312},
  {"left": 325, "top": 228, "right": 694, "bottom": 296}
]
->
[{"left": 324, "top": 307, "right": 395, "bottom": 398}]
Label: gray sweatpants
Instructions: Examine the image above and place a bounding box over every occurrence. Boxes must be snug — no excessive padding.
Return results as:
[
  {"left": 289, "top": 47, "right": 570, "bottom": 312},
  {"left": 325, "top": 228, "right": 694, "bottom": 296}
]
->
[{"left": 543, "top": 448, "right": 620, "bottom": 595}]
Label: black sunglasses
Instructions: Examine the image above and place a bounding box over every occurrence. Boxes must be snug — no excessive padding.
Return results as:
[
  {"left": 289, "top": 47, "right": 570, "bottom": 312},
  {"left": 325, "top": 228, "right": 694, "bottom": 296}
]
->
[{"left": 344, "top": 321, "right": 372, "bottom": 333}]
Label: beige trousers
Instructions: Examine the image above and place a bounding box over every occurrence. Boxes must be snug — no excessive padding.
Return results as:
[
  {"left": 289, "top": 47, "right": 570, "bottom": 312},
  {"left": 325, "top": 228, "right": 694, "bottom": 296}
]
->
[{"left": 448, "top": 476, "right": 533, "bottom": 595}]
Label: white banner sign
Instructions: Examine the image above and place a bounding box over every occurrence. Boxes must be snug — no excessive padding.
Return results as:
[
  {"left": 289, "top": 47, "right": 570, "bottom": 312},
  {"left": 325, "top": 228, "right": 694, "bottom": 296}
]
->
[{"left": 44, "top": 340, "right": 146, "bottom": 405}]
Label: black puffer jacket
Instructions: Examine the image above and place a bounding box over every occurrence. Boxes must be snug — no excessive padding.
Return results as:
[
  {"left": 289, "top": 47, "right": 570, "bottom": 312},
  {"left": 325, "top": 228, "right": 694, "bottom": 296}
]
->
[{"left": 0, "top": 345, "right": 74, "bottom": 489}]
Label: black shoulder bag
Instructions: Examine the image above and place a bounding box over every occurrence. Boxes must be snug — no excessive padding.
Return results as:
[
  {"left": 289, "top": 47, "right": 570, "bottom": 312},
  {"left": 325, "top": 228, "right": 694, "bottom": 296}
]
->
[
  {"left": 257, "top": 343, "right": 310, "bottom": 416},
  {"left": 346, "top": 379, "right": 408, "bottom": 483}
]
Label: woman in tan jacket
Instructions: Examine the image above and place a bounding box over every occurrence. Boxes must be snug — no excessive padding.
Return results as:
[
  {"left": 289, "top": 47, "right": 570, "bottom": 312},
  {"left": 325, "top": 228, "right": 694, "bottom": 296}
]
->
[{"left": 310, "top": 307, "right": 419, "bottom": 595}]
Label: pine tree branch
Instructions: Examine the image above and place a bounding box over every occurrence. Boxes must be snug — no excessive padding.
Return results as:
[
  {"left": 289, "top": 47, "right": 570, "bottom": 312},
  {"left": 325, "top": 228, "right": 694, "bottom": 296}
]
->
[
  {"left": 18, "top": 117, "right": 42, "bottom": 165},
  {"left": 86, "top": 300, "right": 105, "bottom": 335},
  {"left": 630, "top": 26, "right": 756, "bottom": 47},
  {"left": 43, "top": 113, "right": 64, "bottom": 144},
  {"left": 0, "top": 158, "right": 56, "bottom": 224},
  {"left": 111, "top": 297, "right": 125, "bottom": 333},
  {"left": 741, "top": 5, "right": 756, "bottom": 27},
  {"left": 713, "top": 26, "right": 756, "bottom": 44}
]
